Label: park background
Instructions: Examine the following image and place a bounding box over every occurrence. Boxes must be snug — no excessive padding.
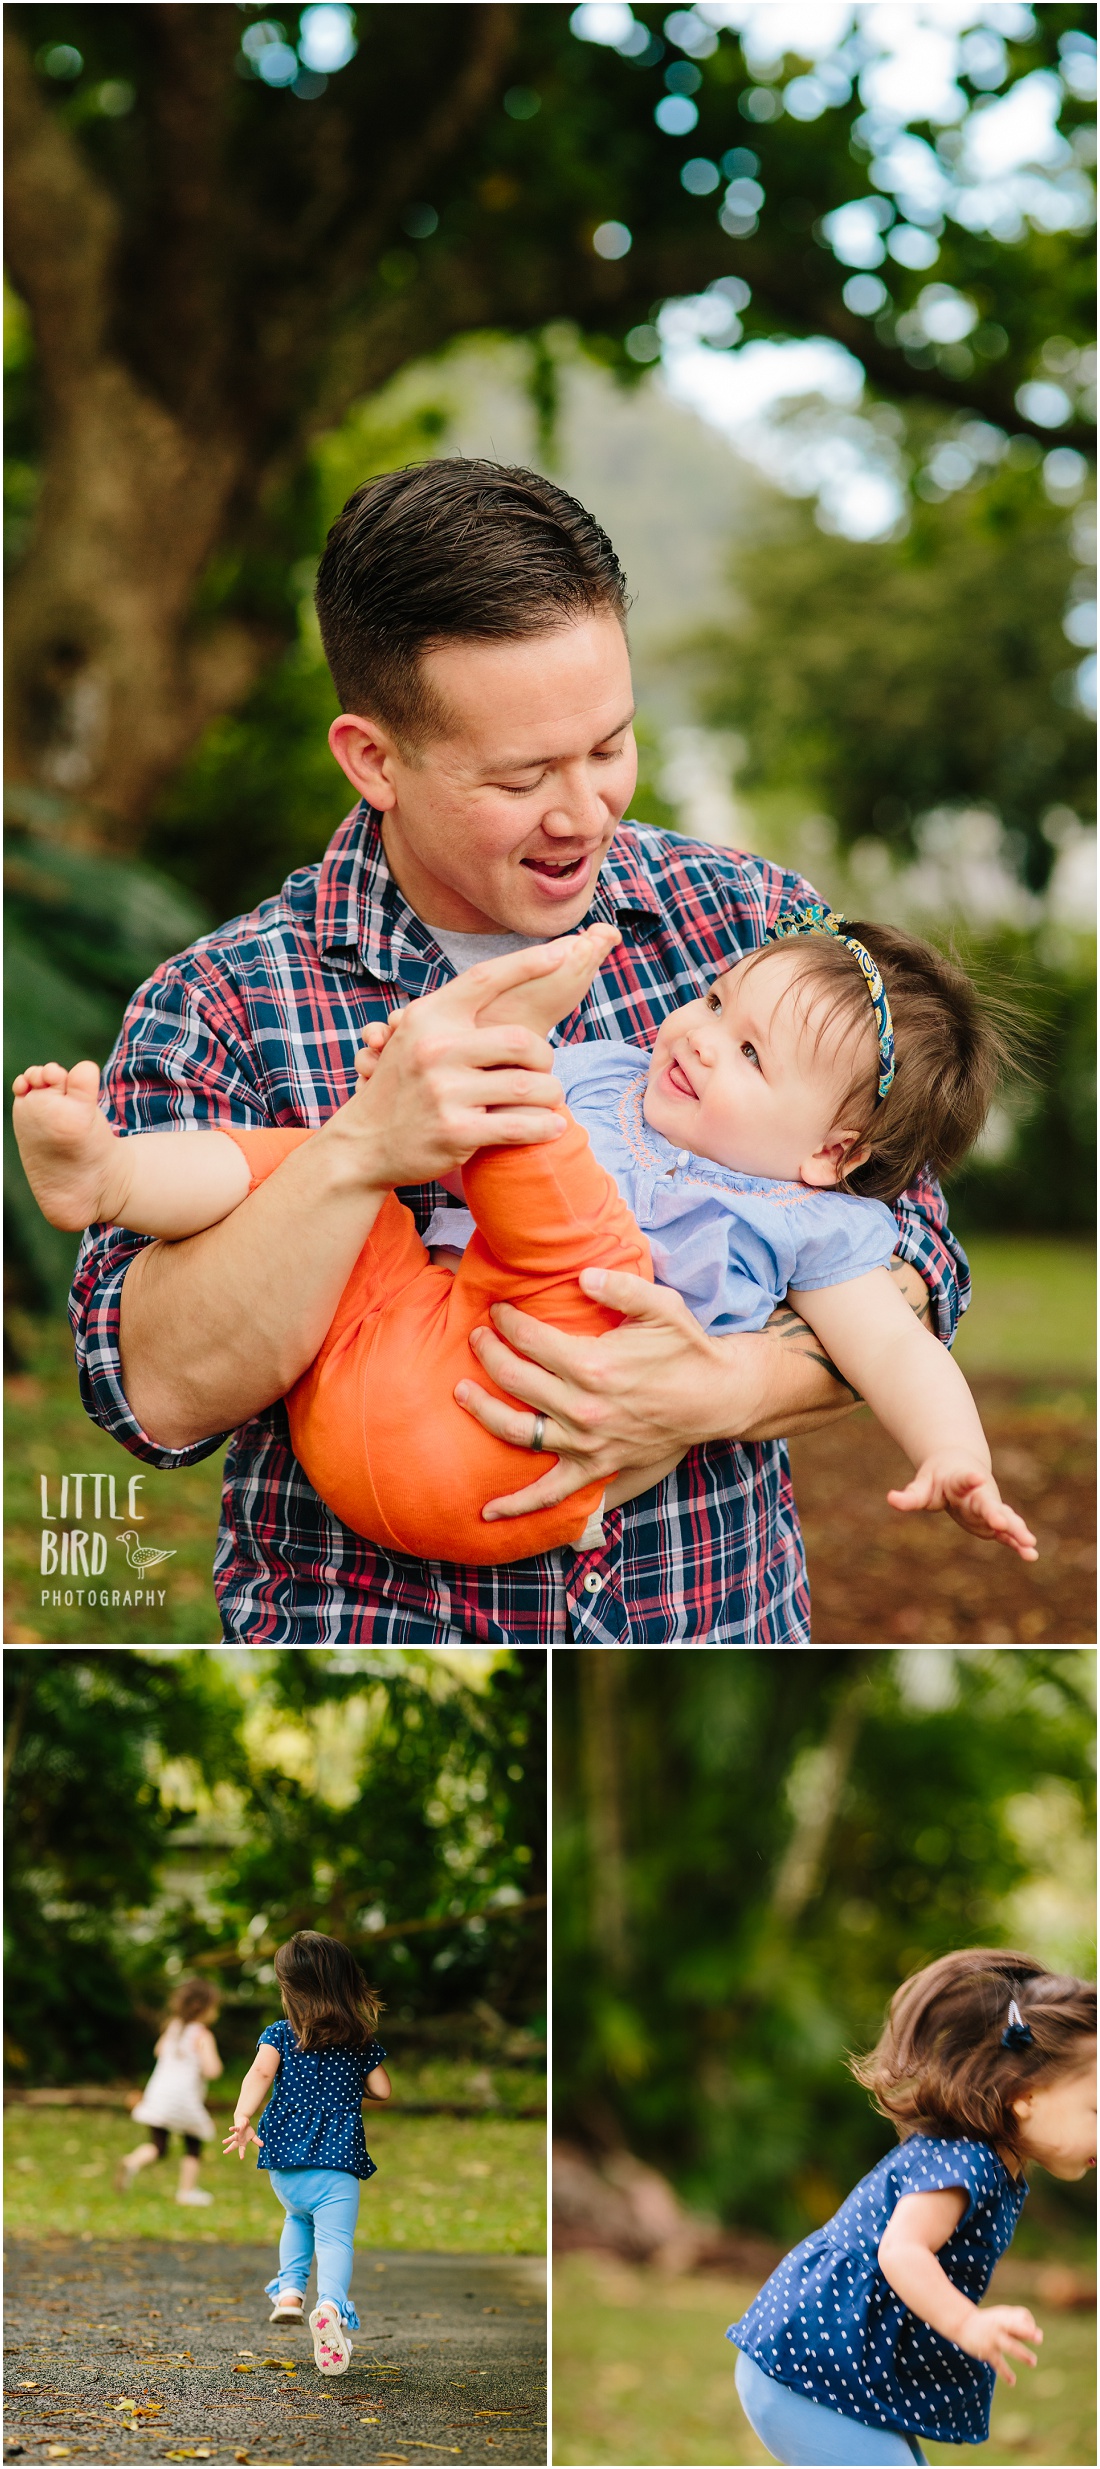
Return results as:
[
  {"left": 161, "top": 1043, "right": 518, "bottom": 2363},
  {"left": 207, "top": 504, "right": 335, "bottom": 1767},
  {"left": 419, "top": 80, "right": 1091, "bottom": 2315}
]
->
[
  {"left": 4, "top": 0, "right": 1096, "bottom": 1645},
  {"left": 552, "top": 1644, "right": 1097, "bottom": 2467},
  {"left": 4, "top": 1644, "right": 546, "bottom": 2245}
]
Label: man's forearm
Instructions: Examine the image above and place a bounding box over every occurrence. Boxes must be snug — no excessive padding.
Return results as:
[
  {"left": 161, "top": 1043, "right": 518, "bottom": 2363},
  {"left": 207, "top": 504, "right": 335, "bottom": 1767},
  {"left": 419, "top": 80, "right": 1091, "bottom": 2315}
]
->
[
  {"left": 726, "top": 1258, "right": 935, "bottom": 1444},
  {"left": 119, "top": 1121, "right": 389, "bottom": 1450}
]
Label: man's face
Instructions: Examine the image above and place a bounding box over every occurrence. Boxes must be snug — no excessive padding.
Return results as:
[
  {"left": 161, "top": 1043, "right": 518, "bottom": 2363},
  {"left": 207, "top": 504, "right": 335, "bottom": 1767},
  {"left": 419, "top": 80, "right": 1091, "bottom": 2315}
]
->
[{"left": 330, "top": 611, "right": 637, "bottom": 935}]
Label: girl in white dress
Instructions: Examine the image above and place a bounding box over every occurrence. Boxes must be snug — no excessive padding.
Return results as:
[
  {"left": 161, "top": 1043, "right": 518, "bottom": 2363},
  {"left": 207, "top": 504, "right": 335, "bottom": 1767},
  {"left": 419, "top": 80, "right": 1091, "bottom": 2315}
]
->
[{"left": 118, "top": 1980, "right": 222, "bottom": 2206}]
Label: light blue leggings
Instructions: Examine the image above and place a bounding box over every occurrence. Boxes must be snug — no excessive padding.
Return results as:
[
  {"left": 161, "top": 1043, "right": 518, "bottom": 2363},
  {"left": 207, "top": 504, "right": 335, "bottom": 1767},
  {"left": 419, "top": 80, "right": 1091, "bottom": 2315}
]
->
[
  {"left": 265, "top": 2166, "right": 361, "bottom": 2329},
  {"left": 735, "top": 2353, "right": 929, "bottom": 2467}
]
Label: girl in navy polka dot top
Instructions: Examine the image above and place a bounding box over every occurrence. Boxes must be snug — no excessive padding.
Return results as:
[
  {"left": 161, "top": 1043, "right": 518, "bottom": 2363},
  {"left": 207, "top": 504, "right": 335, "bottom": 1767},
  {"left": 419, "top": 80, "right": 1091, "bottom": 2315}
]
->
[
  {"left": 223, "top": 1931, "right": 390, "bottom": 2378},
  {"left": 728, "top": 1949, "right": 1096, "bottom": 2466}
]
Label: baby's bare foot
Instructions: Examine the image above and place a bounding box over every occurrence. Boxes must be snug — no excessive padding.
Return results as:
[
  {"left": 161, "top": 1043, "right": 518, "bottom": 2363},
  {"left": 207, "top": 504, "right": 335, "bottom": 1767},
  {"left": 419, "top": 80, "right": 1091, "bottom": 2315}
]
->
[
  {"left": 474, "top": 924, "right": 620, "bottom": 1037},
  {"left": 11, "top": 1059, "right": 127, "bottom": 1229}
]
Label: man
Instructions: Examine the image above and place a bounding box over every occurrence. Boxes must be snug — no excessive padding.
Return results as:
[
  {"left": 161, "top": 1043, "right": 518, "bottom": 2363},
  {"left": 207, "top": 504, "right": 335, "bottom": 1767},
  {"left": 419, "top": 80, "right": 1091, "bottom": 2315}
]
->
[{"left": 72, "top": 460, "right": 967, "bottom": 1640}]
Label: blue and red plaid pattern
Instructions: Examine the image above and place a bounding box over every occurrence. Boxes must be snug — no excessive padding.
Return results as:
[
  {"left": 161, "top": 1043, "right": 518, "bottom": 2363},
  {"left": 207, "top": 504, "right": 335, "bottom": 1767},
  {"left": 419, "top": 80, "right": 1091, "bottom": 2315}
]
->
[{"left": 70, "top": 806, "right": 970, "bottom": 1642}]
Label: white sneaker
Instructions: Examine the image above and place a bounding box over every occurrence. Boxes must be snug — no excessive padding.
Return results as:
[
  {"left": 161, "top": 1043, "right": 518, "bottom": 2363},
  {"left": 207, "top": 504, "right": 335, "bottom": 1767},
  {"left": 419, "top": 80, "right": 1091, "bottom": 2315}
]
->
[
  {"left": 269, "top": 2297, "right": 306, "bottom": 2322},
  {"left": 176, "top": 2187, "right": 214, "bottom": 2206},
  {"left": 309, "top": 2300, "right": 352, "bottom": 2375}
]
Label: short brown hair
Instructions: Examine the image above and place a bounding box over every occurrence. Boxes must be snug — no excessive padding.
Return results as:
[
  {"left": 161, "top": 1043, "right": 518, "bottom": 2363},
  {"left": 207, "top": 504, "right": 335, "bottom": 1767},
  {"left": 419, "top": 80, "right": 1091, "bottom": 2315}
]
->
[
  {"left": 169, "top": 1978, "right": 218, "bottom": 2025},
  {"left": 850, "top": 1948, "right": 1097, "bottom": 2151},
  {"left": 274, "top": 1930, "right": 384, "bottom": 2052},
  {"left": 315, "top": 458, "right": 629, "bottom": 747},
  {"left": 744, "top": 921, "right": 1014, "bottom": 1202}
]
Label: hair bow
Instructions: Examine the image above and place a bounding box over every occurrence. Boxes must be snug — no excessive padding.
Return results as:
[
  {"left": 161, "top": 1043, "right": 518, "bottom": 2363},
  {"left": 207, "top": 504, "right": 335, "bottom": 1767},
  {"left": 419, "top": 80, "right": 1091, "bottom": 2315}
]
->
[
  {"left": 1001, "top": 1997, "right": 1033, "bottom": 2051},
  {"left": 768, "top": 902, "right": 896, "bottom": 1103}
]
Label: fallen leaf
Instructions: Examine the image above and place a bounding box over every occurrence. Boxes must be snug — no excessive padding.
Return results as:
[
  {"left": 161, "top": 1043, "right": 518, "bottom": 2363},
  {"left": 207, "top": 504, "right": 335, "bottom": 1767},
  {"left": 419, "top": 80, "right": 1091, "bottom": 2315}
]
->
[
  {"left": 472, "top": 2413, "right": 514, "bottom": 2419},
  {"left": 46, "top": 2452, "right": 73, "bottom": 2460},
  {"left": 15, "top": 2383, "right": 39, "bottom": 2391},
  {"left": 481, "top": 2306, "right": 500, "bottom": 2313}
]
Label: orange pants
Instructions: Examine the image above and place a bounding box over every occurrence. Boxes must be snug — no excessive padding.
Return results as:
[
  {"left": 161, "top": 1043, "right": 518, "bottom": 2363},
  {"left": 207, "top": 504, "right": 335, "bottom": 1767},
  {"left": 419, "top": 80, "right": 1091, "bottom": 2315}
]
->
[{"left": 226, "top": 1113, "right": 654, "bottom": 1565}]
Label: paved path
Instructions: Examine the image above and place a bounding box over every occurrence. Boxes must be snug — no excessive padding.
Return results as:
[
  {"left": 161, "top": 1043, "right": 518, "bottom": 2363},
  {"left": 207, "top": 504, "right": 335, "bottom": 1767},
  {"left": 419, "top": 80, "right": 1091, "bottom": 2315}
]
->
[{"left": 4, "top": 2240, "right": 546, "bottom": 2467}]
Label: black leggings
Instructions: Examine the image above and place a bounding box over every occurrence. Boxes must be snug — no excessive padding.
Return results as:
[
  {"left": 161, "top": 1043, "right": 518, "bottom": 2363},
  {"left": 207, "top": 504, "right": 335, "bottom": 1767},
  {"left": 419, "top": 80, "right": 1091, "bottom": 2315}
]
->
[{"left": 150, "top": 2127, "right": 202, "bottom": 2160}]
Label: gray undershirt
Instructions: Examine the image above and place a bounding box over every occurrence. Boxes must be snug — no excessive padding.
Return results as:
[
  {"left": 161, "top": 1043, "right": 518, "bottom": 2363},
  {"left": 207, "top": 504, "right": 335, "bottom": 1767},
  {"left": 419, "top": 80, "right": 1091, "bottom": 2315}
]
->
[{"left": 429, "top": 925, "right": 549, "bottom": 975}]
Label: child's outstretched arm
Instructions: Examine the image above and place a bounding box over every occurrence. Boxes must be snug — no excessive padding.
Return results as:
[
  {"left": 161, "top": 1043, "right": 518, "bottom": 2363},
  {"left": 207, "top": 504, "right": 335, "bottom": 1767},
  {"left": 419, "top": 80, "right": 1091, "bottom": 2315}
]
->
[
  {"left": 13, "top": 1060, "right": 252, "bottom": 1238},
  {"left": 222, "top": 2043, "right": 281, "bottom": 2159},
  {"left": 879, "top": 2190, "right": 1042, "bottom": 2382},
  {"left": 788, "top": 1267, "right": 1038, "bottom": 1560}
]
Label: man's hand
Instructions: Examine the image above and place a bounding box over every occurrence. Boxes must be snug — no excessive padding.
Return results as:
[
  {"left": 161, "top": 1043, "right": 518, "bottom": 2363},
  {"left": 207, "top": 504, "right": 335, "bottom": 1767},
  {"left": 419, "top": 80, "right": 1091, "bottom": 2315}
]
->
[
  {"left": 333, "top": 949, "right": 573, "bottom": 1192},
  {"left": 454, "top": 1252, "right": 939, "bottom": 1515},
  {"left": 456, "top": 1266, "right": 755, "bottom": 1518}
]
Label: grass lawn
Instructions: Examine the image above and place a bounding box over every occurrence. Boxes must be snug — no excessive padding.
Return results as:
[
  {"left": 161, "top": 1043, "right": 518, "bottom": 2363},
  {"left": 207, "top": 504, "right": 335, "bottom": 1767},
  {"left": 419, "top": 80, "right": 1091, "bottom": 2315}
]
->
[
  {"left": 4, "top": 1237, "right": 1094, "bottom": 1644},
  {"left": 4, "top": 2105, "right": 546, "bottom": 2254},
  {"left": 552, "top": 2255, "right": 1097, "bottom": 2468},
  {"left": 952, "top": 1238, "right": 1095, "bottom": 1379},
  {"left": 5, "top": 1312, "right": 226, "bottom": 1643}
]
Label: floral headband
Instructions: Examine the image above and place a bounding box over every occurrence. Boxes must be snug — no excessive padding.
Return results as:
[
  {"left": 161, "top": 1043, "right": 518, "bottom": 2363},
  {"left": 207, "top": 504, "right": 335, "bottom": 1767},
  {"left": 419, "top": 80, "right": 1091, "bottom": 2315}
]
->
[{"left": 768, "top": 902, "right": 896, "bottom": 1104}]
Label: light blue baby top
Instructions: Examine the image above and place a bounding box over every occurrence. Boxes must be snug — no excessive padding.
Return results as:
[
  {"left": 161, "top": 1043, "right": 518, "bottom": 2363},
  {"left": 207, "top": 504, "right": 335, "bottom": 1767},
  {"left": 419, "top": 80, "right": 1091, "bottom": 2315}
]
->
[{"left": 424, "top": 1040, "right": 898, "bottom": 1332}]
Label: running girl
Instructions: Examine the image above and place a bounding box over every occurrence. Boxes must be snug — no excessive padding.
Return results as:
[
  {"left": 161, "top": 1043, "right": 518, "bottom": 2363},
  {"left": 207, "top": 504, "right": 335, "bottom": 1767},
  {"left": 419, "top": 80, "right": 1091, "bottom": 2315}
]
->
[
  {"left": 224, "top": 1930, "right": 390, "bottom": 2376},
  {"left": 118, "top": 1978, "right": 222, "bottom": 2205},
  {"left": 729, "top": 1949, "right": 1096, "bottom": 2467}
]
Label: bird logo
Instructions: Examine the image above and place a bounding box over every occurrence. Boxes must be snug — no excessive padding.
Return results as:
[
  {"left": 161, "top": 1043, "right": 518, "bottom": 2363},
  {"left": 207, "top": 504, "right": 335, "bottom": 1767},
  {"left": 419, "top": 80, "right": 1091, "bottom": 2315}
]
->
[{"left": 118, "top": 1530, "right": 177, "bottom": 1578}]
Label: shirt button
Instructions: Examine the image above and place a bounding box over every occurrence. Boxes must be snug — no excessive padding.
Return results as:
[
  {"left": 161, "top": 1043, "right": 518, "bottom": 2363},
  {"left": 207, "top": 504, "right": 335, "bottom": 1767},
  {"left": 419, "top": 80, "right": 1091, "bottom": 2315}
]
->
[
  {"left": 677, "top": 1150, "right": 689, "bottom": 1166},
  {"left": 582, "top": 1572, "right": 602, "bottom": 1594}
]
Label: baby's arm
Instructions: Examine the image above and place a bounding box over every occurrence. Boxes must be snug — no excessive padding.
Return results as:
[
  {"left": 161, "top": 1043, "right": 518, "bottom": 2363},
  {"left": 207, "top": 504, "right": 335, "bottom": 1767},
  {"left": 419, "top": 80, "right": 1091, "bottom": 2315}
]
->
[
  {"left": 879, "top": 2191, "right": 1042, "bottom": 2382},
  {"left": 789, "top": 1267, "right": 1038, "bottom": 1559},
  {"left": 222, "top": 2043, "right": 281, "bottom": 2159},
  {"left": 13, "top": 1060, "right": 252, "bottom": 1238}
]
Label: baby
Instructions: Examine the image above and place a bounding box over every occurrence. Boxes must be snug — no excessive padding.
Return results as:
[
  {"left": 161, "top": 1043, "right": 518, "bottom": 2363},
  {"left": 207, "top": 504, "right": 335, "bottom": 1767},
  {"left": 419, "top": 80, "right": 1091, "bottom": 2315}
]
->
[{"left": 12, "top": 905, "right": 1036, "bottom": 1569}]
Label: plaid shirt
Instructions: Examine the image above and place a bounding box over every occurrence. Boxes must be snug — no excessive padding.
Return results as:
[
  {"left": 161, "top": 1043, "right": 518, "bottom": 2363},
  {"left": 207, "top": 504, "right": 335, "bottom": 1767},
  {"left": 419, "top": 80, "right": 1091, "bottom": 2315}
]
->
[{"left": 71, "top": 805, "right": 969, "bottom": 1643}]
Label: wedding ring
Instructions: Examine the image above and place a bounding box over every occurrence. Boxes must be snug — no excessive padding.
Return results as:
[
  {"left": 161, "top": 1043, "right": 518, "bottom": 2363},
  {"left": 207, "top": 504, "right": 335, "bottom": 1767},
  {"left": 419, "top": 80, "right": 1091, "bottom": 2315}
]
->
[{"left": 530, "top": 1413, "right": 547, "bottom": 1453}]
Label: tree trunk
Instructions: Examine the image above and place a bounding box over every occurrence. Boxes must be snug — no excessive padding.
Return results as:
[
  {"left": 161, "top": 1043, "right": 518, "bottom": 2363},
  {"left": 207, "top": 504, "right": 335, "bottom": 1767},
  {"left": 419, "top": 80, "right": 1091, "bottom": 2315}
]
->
[
  {"left": 579, "top": 1650, "right": 629, "bottom": 1978},
  {"left": 4, "top": 27, "right": 267, "bottom": 839}
]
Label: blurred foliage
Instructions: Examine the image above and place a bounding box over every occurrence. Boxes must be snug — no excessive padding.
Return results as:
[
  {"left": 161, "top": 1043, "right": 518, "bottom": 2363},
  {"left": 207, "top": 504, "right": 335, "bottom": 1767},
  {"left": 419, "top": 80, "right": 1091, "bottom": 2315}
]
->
[
  {"left": 4, "top": 796, "right": 210, "bottom": 1309},
  {"left": 944, "top": 929, "right": 1096, "bottom": 1234},
  {"left": 145, "top": 396, "right": 449, "bottom": 923},
  {"left": 3, "top": 1648, "right": 246, "bottom": 2082},
  {"left": 5, "top": 1647, "right": 545, "bottom": 2085},
  {"left": 692, "top": 459, "right": 1095, "bottom": 890},
  {"left": 553, "top": 1648, "right": 1095, "bottom": 2243}
]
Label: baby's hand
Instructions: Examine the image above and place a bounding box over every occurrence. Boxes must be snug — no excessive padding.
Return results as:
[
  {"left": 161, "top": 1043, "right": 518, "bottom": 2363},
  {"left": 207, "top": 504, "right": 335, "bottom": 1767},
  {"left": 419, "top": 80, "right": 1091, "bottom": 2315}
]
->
[
  {"left": 222, "top": 2120, "right": 262, "bottom": 2160},
  {"left": 887, "top": 1453, "right": 1038, "bottom": 1561},
  {"left": 957, "top": 2303, "right": 1042, "bottom": 2384}
]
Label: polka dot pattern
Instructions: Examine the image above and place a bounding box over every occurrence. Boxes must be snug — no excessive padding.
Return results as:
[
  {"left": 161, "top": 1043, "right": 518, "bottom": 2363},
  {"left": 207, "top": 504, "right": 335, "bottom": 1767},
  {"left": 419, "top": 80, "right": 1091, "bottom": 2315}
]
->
[
  {"left": 254, "top": 2020, "right": 388, "bottom": 2181},
  {"left": 727, "top": 2134, "right": 1028, "bottom": 2445}
]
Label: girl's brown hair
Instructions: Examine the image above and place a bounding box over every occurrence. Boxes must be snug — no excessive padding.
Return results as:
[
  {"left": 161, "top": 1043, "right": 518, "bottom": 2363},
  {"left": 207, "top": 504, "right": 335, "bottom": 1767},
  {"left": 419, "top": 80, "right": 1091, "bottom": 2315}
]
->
[
  {"left": 168, "top": 1978, "right": 219, "bottom": 2025},
  {"left": 850, "top": 1949, "right": 1097, "bottom": 2150},
  {"left": 745, "top": 921, "right": 1018, "bottom": 1203},
  {"left": 274, "top": 1931, "right": 384, "bottom": 2052}
]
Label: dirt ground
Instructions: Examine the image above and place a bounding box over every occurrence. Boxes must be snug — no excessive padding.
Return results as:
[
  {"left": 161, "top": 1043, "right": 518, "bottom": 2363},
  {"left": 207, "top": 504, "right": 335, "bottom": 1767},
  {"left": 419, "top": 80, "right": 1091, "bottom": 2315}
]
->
[
  {"left": 790, "top": 1377, "right": 1096, "bottom": 1644},
  {"left": 3, "top": 2238, "right": 546, "bottom": 2467}
]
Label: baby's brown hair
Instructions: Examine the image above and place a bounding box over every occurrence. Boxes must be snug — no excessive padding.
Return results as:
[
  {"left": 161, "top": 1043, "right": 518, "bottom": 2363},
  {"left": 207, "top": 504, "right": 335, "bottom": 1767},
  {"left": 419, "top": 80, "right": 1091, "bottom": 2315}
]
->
[
  {"left": 850, "top": 1948, "right": 1096, "bottom": 2151},
  {"left": 748, "top": 921, "right": 1015, "bottom": 1203}
]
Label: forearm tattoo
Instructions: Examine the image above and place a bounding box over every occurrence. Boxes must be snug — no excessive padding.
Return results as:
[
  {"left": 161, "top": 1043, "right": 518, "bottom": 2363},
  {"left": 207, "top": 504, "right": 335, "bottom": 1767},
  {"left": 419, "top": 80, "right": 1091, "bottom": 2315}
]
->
[
  {"left": 764, "top": 1261, "right": 934, "bottom": 1409},
  {"left": 765, "top": 1300, "right": 861, "bottom": 1405}
]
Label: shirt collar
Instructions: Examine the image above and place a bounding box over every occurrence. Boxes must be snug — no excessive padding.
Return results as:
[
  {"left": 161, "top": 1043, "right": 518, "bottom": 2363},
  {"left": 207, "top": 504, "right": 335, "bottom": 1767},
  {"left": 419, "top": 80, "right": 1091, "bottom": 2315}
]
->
[{"left": 312, "top": 802, "right": 665, "bottom": 983}]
